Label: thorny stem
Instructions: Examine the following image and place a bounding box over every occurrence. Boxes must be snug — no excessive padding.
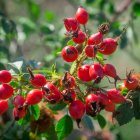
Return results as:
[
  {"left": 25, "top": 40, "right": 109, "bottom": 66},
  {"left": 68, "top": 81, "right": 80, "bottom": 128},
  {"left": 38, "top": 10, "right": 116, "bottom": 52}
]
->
[{"left": 115, "top": 26, "right": 128, "bottom": 42}]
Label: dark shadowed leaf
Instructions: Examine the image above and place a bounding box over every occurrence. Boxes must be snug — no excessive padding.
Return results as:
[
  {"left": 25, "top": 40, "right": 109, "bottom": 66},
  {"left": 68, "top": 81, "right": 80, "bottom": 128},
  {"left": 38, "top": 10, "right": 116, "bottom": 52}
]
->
[
  {"left": 82, "top": 115, "right": 94, "bottom": 130},
  {"left": 115, "top": 102, "right": 134, "bottom": 125},
  {"left": 97, "top": 114, "right": 106, "bottom": 128},
  {"left": 41, "top": 124, "right": 58, "bottom": 140},
  {"left": 133, "top": 2, "right": 140, "bottom": 17}
]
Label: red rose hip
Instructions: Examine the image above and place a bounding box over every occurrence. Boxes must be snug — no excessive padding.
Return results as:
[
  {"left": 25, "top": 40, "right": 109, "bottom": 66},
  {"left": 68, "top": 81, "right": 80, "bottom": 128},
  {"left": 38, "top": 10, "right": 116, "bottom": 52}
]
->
[
  {"left": 30, "top": 74, "right": 47, "bottom": 88},
  {"left": 0, "top": 70, "right": 12, "bottom": 83},
  {"left": 0, "top": 83, "right": 14, "bottom": 99},
  {"left": 61, "top": 46, "right": 78, "bottom": 62},
  {"left": 64, "top": 18, "right": 79, "bottom": 32},
  {"left": 25, "top": 89, "right": 43, "bottom": 105},
  {"left": 69, "top": 100, "right": 85, "bottom": 120},
  {"left": 72, "top": 30, "right": 86, "bottom": 44},
  {"left": 75, "top": 7, "right": 88, "bottom": 24},
  {"left": 99, "top": 38, "right": 118, "bottom": 55},
  {"left": 0, "top": 100, "right": 8, "bottom": 115},
  {"left": 88, "top": 32, "right": 103, "bottom": 45},
  {"left": 77, "top": 64, "right": 92, "bottom": 82}
]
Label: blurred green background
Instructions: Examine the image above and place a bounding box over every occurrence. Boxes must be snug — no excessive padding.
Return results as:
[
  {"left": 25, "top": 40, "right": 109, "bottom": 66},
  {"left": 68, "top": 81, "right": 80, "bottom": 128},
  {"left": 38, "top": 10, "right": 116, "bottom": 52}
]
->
[{"left": 0, "top": 0, "right": 140, "bottom": 140}]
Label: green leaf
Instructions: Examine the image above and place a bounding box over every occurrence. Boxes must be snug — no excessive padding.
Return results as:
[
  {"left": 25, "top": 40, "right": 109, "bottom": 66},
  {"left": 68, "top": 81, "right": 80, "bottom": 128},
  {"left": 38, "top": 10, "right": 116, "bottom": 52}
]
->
[
  {"left": 40, "top": 23, "right": 55, "bottom": 34},
  {"left": 97, "top": 114, "right": 106, "bottom": 128},
  {"left": 44, "top": 11, "right": 55, "bottom": 22},
  {"left": 47, "top": 102, "right": 66, "bottom": 111},
  {"left": 115, "top": 102, "right": 134, "bottom": 125},
  {"left": 28, "top": 1, "right": 41, "bottom": 21},
  {"left": 131, "top": 90, "right": 140, "bottom": 119},
  {"left": 67, "top": 40, "right": 75, "bottom": 46},
  {"left": 1, "top": 18, "right": 16, "bottom": 34},
  {"left": 56, "top": 115, "right": 73, "bottom": 140},
  {"left": 82, "top": 115, "right": 94, "bottom": 130},
  {"left": 18, "top": 17, "right": 36, "bottom": 35},
  {"left": 51, "top": 64, "right": 56, "bottom": 75},
  {"left": 31, "top": 104, "right": 40, "bottom": 120},
  {"left": 41, "top": 124, "right": 58, "bottom": 140},
  {"left": 133, "top": 2, "right": 140, "bottom": 17},
  {"left": 69, "top": 61, "right": 76, "bottom": 75},
  {"left": 96, "top": 52, "right": 104, "bottom": 63},
  {"left": 7, "top": 63, "right": 20, "bottom": 75},
  {"left": 10, "top": 81, "right": 19, "bottom": 88}
]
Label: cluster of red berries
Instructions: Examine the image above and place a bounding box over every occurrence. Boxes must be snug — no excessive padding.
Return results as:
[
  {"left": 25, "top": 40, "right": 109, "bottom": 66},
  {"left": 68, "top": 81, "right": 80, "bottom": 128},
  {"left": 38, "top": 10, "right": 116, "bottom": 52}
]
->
[
  {"left": 0, "top": 7, "right": 139, "bottom": 128},
  {"left": 61, "top": 6, "right": 139, "bottom": 125}
]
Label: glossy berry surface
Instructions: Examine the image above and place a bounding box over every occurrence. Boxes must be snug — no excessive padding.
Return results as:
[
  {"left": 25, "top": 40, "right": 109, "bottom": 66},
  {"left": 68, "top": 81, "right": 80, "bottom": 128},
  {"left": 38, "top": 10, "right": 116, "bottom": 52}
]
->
[
  {"left": 0, "top": 83, "right": 14, "bottom": 99},
  {"left": 72, "top": 30, "right": 86, "bottom": 44},
  {"left": 0, "top": 100, "right": 8, "bottom": 115},
  {"left": 86, "top": 93, "right": 98, "bottom": 105},
  {"left": 105, "top": 100, "right": 115, "bottom": 112},
  {"left": 64, "top": 18, "right": 79, "bottom": 32},
  {"left": 103, "top": 64, "right": 117, "bottom": 78},
  {"left": 124, "top": 77, "right": 138, "bottom": 90},
  {"left": 30, "top": 74, "right": 47, "bottom": 88},
  {"left": 69, "top": 100, "right": 85, "bottom": 119},
  {"left": 14, "top": 95, "right": 25, "bottom": 109},
  {"left": 25, "top": 89, "right": 43, "bottom": 105},
  {"left": 61, "top": 46, "right": 78, "bottom": 62},
  {"left": 85, "top": 45, "right": 96, "bottom": 58},
  {"left": 99, "top": 38, "right": 117, "bottom": 55},
  {"left": 89, "top": 63, "right": 104, "bottom": 80},
  {"left": 43, "top": 82, "right": 62, "bottom": 103},
  {"left": 77, "top": 64, "right": 92, "bottom": 82},
  {"left": 75, "top": 7, "right": 88, "bottom": 24},
  {"left": 107, "top": 89, "right": 126, "bottom": 104},
  {"left": 98, "top": 93, "right": 110, "bottom": 106},
  {"left": 0, "top": 70, "right": 12, "bottom": 83},
  {"left": 88, "top": 32, "right": 103, "bottom": 45},
  {"left": 13, "top": 107, "right": 26, "bottom": 120}
]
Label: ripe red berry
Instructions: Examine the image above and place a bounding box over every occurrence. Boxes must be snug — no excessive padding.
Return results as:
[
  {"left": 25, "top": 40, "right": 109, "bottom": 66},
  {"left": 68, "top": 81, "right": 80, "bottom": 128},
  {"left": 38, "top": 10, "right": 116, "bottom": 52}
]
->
[
  {"left": 64, "top": 18, "right": 79, "bottom": 32},
  {"left": 14, "top": 95, "right": 25, "bottom": 109},
  {"left": 85, "top": 45, "right": 97, "bottom": 58},
  {"left": 0, "top": 70, "right": 12, "bottom": 83},
  {"left": 69, "top": 100, "right": 85, "bottom": 120},
  {"left": 98, "top": 92, "right": 110, "bottom": 106},
  {"left": 62, "top": 89, "right": 76, "bottom": 103},
  {"left": 0, "top": 100, "right": 8, "bottom": 115},
  {"left": 107, "top": 89, "right": 126, "bottom": 104},
  {"left": 99, "top": 38, "right": 117, "bottom": 55},
  {"left": 75, "top": 7, "right": 88, "bottom": 24},
  {"left": 13, "top": 107, "right": 26, "bottom": 120},
  {"left": 0, "top": 83, "right": 14, "bottom": 99},
  {"left": 88, "top": 32, "right": 103, "bottom": 45},
  {"left": 72, "top": 30, "right": 86, "bottom": 44},
  {"left": 43, "top": 82, "right": 62, "bottom": 104},
  {"left": 25, "top": 89, "right": 43, "bottom": 105},
  {"left": 124, "top": 77, "right": 138, "bottom": 90},
  {"left": 85, "top": 94, "right": 101, "bottom": 117},
  {"left": 89, "top": 63, "right": 104, "bottom": 81},
  {"left": 103, "top": 64, "right": 117, "bottom": 78},
  {"left": 77, "top": 64, "right": 92, "bottom": 82},
  {"left": 30, "top": 74, "right": 47, "bottom": 88},
  {"left": 61, "top": 46, "right": 78, "bottom": 62},
  {"left": 86, "top": 93, "right": 98, "bottom": 105},
  {"left": 60, "top": 74, "right": 75, "bottom": 88},
  {"left": 105, "top": 100, "right": 115, "bottom": 112}
]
